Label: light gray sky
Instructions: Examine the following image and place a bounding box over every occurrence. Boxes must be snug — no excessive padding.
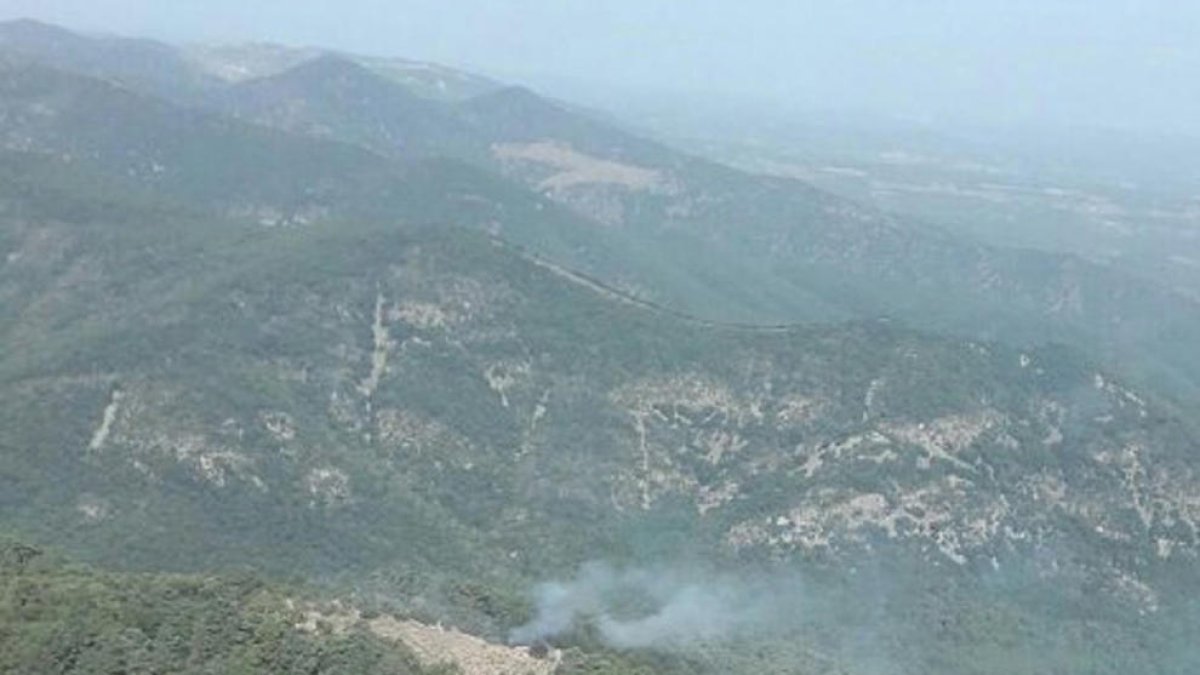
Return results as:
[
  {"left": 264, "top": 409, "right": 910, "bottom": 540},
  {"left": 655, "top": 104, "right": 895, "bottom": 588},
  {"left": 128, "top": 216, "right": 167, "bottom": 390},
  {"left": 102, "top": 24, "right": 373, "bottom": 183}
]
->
[{"left": 2, "top": 0, "right": 1198, "bottom": 135}]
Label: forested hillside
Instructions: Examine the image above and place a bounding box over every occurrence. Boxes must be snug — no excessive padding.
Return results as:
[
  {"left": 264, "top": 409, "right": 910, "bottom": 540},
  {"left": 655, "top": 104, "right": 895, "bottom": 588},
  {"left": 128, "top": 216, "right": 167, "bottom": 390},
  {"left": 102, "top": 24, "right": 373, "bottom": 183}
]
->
[{"left": 1, "top": 19, "right": 1198, "bottom": 675}]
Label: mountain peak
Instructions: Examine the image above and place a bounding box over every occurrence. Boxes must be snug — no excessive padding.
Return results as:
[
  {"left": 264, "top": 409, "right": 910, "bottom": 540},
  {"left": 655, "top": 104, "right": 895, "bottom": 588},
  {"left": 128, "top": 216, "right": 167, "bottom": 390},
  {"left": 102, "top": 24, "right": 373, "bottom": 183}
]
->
[
  {"left": 255, "top": 51, "right": 420, "bottom": 98},
  {"left": 289, "top": 52, "right": 367, "bottom": 76}
]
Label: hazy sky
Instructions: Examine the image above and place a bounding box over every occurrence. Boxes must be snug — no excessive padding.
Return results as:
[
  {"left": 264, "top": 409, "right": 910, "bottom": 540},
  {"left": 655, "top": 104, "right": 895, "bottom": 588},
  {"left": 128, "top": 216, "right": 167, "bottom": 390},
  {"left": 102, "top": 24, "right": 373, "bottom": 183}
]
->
[{"left": 2, "top": 0, "right": 1198, "bottom": 135}]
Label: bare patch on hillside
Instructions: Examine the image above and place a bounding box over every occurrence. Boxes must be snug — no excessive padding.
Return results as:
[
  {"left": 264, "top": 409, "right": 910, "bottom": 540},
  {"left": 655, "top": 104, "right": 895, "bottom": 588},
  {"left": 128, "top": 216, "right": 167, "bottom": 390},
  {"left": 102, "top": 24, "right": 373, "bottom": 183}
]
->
[
  {"left": 296, "top": 604, "right": 558, "bottom": 675},
  {"left": 372, "top": 616, "right": 559, "bottom": 675},
  {"left": 493, "top": 140, "right": 665, "bottom": 192},
  {"left": 727, "top": 476, "right": 1010, "bottom": 565},
  {"left": 96, "top": 383, "right": 263, "bottom": 489}
]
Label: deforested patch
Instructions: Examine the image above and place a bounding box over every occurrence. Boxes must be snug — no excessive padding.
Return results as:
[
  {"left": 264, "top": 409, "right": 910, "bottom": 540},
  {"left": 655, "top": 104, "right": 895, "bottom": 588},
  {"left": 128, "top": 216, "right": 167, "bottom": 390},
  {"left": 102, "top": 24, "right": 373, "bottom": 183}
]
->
[
  {"left": 371, "top": 616, "right": 559, "bottom": 675},
  {"left": 295, "top": 603, "right": 558, "bottom": 674},
  {"left": 493, "top": 140, "right": 667, "bottom": 192}
]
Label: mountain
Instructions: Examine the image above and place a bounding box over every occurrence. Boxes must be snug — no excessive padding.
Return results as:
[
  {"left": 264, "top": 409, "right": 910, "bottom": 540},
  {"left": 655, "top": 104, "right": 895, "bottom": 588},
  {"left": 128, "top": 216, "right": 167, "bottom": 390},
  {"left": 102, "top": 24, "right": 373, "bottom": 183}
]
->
[
  {"left": 11, "top": 21, "right": 1199, "bottom": 407},
  {"left": 2, "top": 19, "right": 1200, "bottom": 674},
  {"left": 456, "top": 88, "right": 1200, "bottom": 401},
  {"left": 0, "top": 57, "right": 600, "bottom": 236},
  {"left": 0, "top": 537, "right": 428, "bottom": 674},
  {"left": 175, "top": 29, "right": 1200, "bottom": 402},
  {"left": 3, "top": 143, "right": 1200, "bottom": 671},
  {"left": 185, "top": 41, "right": 499, "bottom": 101},
  {"left": 0, "top": 18, "right": 222, "bottom": 104},
  {"left": 0, "top": 50, "right": 820, "bottom": 327},
  {"left": 0, "top": 536, "right": 577, "bottom": 675},
  {"left": 220, "top": 53, "right": 478, "bottom": 159},
  {"left": 0, "top": 56, "right": 396, "bottom": 214}
]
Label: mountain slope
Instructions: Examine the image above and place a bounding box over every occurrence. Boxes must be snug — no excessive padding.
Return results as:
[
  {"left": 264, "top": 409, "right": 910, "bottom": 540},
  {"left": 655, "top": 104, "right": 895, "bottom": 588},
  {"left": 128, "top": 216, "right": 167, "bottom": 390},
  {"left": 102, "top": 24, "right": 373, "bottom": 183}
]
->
[
  {"left": 0, "top": 54, "right": 831, "bottom": 328},
  {"left": 11, "top": 20, "right": 1199, "bottom": 405},
  {"left": 0, "top": 56, "right": 632, "bottom": 252},
  {"left": 2, "top": 150, "right": 1199, "bottom": 671},
  {"left": 221, "top": 54, "right": 477, "bottom": 158},
  {"left": 0, "top": 56, "right": 411, "bottom": 220},
  {"left": 0, "top": 536, "right": 565, "bottom": 675},
  {"left": 462, "top": 88, "right": 1200, "bottom": 400},
  {"left": 197, "top": 37, "right": 1200, "bottom": 401},
  {"left": 1, "top": 18, "right": 1197, "bottom": 602},
  {"left": 0, "top": 18, "right": 221, "bottom": 104}
]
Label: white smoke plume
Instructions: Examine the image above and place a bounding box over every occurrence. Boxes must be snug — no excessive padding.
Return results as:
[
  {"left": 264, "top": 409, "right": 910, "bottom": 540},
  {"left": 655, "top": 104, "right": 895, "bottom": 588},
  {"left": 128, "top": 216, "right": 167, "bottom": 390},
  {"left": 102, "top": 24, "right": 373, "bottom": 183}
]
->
[{"left": 508, "top": 561, "right": 806, "bottom": 649}]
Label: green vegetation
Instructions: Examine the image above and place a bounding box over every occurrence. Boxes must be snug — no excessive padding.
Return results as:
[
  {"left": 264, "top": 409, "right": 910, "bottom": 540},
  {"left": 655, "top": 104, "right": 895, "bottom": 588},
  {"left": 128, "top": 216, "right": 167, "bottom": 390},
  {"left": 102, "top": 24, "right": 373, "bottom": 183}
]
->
[
  {"left": 1, "top": 154, "right": 1195, "bottom": 671},
  {"left": 0, "top": 537, "right": 447, "bottom": 674},
  {"left": 1, "top": 19, "right": 1199, "bottom": 674}
]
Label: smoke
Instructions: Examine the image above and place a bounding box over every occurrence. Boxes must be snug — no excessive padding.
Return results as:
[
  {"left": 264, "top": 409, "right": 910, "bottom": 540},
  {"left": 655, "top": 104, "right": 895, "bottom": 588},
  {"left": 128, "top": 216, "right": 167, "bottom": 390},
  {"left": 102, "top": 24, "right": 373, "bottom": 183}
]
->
[
  {"left": 510, "top": 554, "right": 1200, "bottom": 673},
  {"left": 508, "top": 561, "right": 806, "bottom": 649}
]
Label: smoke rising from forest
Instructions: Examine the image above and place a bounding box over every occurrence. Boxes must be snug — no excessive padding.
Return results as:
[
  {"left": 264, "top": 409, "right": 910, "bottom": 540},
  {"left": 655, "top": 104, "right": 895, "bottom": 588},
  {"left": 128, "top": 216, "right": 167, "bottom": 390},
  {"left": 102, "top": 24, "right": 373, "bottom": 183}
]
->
[{"left": 508, "top": 561, "right": 810, "bottom": 649}]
